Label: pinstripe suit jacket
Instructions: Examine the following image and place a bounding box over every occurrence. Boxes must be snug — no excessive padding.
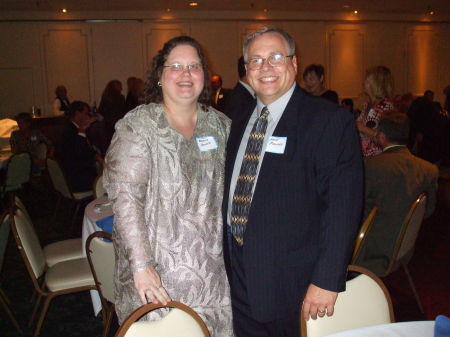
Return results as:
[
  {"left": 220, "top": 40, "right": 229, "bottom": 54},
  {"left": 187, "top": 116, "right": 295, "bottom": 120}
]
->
[{"left": 222, "top": 85, "right": 363, "bottom": 322}]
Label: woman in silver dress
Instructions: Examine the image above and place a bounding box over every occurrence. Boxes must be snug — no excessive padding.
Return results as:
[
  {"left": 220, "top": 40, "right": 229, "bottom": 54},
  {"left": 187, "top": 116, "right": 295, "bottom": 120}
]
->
[{"left": 103, "top": 36, "right": 233, "bottom": 336}]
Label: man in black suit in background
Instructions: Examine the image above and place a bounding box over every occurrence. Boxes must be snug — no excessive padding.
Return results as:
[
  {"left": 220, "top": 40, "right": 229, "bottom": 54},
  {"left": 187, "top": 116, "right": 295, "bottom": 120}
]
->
[
  {"left": 222, "top": 27, "right": 363, "bottom": 336},
  {"left": 59, "top": 101, "right": 101, "bottom": 192},
  {"left": 224, "top": 56, "right": 255, "bottom": 120},
  {"left": 211, "top": 73, "right": 232, "bottom": 112}
]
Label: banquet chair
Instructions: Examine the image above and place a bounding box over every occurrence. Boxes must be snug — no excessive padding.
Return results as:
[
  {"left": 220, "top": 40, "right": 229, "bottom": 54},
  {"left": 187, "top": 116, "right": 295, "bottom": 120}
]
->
[
  {"left": 351, "top": 206, "right": 378, "bottom": 263},
  {"left": 380, "top": 192, "right": 428, "bottom": 313},
  {"left": 300, "top": 265, "right": 394, "bottom": 337},
  {"left": 0, "top": 152, "right": 32, "bottom": 203},
  {"left": 46, "top": 157, "right": 93, "bottom": 229},
  {"left": 93, "top": 174, "right": 106, "bottom": 199},
  {"left": 14, "top": 196, "right": 83, "bottom": 268},
  {"left": 114, "top": 301, "right": 211, "bottom": 337},
  {"left": 86, "top": 231, "right": 115, "bottom": 337},
  {"left": 11, "top": 206, "right": 95, "bottom": 337},
  {"left": 0, "top": 211, "right": 22, "bottom": 333}
]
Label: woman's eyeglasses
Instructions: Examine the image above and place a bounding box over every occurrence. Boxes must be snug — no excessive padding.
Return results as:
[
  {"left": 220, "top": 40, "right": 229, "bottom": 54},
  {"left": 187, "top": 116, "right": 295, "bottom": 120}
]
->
[{"left": 163, "top": 63, "right": 203, "bottom": 73}]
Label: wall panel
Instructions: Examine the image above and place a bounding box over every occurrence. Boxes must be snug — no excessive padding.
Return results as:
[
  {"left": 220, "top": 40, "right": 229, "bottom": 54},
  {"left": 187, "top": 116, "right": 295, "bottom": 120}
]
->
[
  {"left": 41, "top": 24, "right": 92, "bottom": 113},
  {"left": 327, "top": 25, "right": 364, "bottom": 99},
  {"left": 0, "top": 67, "right": 35, "bottom": 116}
]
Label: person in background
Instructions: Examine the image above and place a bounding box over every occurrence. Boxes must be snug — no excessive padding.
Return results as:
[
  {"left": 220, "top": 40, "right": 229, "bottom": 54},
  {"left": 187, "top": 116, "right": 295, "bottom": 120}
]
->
[
  {"left": 10, "top": 112, "right": 53, "bottom": 172},
  {"left": 223, "top": 56, "right": 255, "bottom": 120},
  {"left": 223, "top": 27, "right": 362, "bottom": 337},
  {"left": 52, "top": 85, "right": 70, "bottom": 116},
  {"left": 356, "top": 66, "right": 395, "bottom": 157},
  {"left": 355, "top": 114, "right": 438, "bottom": 275},
  {"left": 303, "top": 64, "right": 339, "bottom": 104},
  {"left": 59, "top": 101, "right": 101, "bottom": 192},
  {"left": 98, "top": 80, "right": 126, "bottom": 146},
  {"left": 125, "top": 76, "right": 145, "bottom": 113},
  {"left": 211, "top": 73, "right": 232, "bottom": 112},
  {"left": 341, "top": 98, "right": 359, "bottom": 119},
  {"left": 103, "top": 36, "right": 233, "bottom": 336}
]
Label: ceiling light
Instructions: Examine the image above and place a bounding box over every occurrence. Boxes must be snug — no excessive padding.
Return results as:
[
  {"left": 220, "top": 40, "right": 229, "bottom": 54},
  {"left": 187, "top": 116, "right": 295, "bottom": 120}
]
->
[
  {"left": 166, "top": 8, "right": 171, "bottom": 12},
  {"left": 429, "top": 10, "right": 435, "bottom": 15},
  {"left": 354, "top": 10, "right": 358, "bottom": 14},
  {"left": 61, "top": 8, "right": 67, "bottom": 13},
  {"left": 188, "top": 2, "right": 198, "bottom": 7},
  {"left": 263, "top": 8, "right": 268, "bottom": 13}
]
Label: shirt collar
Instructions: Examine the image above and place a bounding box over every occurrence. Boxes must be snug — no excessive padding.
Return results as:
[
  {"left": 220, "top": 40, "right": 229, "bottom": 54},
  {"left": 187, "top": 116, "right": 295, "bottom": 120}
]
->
[{"left": 256, "top": 83, "right": 296, "bottom": 120}]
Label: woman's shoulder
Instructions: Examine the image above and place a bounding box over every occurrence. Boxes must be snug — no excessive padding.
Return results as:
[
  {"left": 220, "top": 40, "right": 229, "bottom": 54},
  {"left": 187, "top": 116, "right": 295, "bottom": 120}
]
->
[
  {"left": 116, "top": 103, "right": 162, "bottom": 132},
  {"left": 204, "top": 105, "right": 231, "bottom": 128}
]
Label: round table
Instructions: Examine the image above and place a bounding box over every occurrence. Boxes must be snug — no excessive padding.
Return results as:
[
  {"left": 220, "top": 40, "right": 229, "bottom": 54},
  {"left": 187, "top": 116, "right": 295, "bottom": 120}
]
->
[{"left": 325, "top": 321, "right": 435, "bottom": 337}]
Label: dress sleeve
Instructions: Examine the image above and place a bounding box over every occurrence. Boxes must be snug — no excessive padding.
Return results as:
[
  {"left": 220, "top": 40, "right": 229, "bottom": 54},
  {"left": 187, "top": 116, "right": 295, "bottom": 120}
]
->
[{"left": 103, "top": 119, "right": 155, "bottom": 273}]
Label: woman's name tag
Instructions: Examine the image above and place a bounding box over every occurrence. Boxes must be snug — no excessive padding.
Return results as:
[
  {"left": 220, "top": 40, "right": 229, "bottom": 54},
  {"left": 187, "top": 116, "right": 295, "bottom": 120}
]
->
[{"left": 196, "top": 136, "right": 218, "bottom": 152}]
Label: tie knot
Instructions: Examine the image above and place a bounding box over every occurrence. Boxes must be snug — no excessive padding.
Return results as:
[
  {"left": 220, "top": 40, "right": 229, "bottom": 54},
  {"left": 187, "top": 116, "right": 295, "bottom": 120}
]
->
[{"left": 260, "top": 106, "right": 269, "bottom": 118}]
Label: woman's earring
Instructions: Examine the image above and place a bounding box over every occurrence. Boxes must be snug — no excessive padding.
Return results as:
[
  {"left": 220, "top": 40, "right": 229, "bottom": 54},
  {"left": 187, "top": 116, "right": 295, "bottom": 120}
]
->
[{"left": 157, "top": 81, "right": 162, "bottom": 87}]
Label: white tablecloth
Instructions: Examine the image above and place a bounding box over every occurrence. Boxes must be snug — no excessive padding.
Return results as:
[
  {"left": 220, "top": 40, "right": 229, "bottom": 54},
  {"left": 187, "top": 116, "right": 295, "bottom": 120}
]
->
[
  {"left": 82, "top": 195, "right": 113, "bottom": 316},
  {"left": 325, "top": 321, "right": 435, "bottom": 337}
]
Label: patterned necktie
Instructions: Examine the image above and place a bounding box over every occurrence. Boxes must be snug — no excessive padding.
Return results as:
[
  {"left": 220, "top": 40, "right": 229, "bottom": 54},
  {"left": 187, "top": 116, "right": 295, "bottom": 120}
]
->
[{"left": 231, "top": 106, "right": 270, "bottom": 245}]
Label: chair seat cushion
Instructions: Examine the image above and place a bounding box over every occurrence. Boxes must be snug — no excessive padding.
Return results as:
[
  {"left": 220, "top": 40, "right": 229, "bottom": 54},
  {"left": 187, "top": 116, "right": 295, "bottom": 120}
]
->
[
  {"left": 73, "top": 190, "right": 94, "bottom": 200},
  {"left": 43, "top": 238, "right": 83, "bottom": 267},
  {"left": 45, "top": 258, "right": 94, "bottom": 292}
]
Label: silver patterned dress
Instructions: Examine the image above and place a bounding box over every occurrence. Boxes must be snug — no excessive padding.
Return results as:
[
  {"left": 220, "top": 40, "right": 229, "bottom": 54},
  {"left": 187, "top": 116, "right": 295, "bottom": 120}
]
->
[{"left": 103, "top": 103, "right": 233, "bottom": 336}]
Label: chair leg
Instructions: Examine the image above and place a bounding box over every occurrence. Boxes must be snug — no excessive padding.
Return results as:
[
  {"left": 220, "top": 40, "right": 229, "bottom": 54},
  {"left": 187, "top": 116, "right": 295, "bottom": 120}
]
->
[
  {"left": 102, "top": 307, "right": 113, "bottom": 337},
  {"left": 403, "top": 264, "right": 424, "bottom": 313},
  {"left": 33, "top": 294, "right": 54, "bottom": 337},
  {"left": 70, "top": 201, "right": 81, "bottom": 233},
  {"left": 0, "top": 287, "right": 23, "bottom": 333},
  {"left": 29, "top": 292, "right": 43, "bottom": 326}
]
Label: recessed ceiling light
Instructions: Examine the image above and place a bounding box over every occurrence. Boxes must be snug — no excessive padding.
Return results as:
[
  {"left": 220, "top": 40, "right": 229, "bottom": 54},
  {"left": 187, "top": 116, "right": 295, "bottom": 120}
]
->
[
  {"left": 166, "top": 8, "right": 171, "bottom": 12},
  {"left": 61, "top": 8, "right": 67, "bottom": 13},
  {"left": 429, "top": 10, "right": 435, "bottom": 15},
  {"left": 188, "top": 2, "right": 198, "bottom": 7},
  {"left": 354, "top": 10, "right": 358, "bottom": 14},
  {"left": 263, "top": 8, "right": 268, "bottom": 13}
]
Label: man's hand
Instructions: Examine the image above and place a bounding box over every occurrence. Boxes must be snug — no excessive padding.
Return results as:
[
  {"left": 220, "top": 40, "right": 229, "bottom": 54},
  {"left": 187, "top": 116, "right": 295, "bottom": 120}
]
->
[{"left": 302, "top": 284, "right": 338, "bottom": 320}]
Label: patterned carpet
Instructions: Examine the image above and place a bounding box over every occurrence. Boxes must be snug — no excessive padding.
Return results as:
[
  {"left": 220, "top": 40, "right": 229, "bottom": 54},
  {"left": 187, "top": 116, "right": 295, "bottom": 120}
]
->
[{"left": 1, "top": 172, "right": 449, "bottom": 336}]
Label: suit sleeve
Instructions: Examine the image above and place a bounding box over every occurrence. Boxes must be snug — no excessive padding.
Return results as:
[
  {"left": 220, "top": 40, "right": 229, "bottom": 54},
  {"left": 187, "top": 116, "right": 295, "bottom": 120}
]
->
[{"left": 310, "top": 108, "right": 363, "bottom": 292}]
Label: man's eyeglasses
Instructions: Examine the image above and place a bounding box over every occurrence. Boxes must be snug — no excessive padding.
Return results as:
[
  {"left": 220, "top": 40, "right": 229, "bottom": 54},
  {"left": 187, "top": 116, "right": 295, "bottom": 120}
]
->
[
  {"left": 163, "top": 63, "right": 203, "bottom": 73},
  {"left": 246, "top": 53, "right": 294, "bottom": 70}
]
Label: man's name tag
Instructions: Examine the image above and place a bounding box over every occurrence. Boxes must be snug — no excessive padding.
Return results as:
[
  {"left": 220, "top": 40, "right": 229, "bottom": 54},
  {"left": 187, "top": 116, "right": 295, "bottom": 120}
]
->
[
  {"left": 266, "top": 136, "right": 287, "bottom": 154},
  {"left": 196, "top": 136, "right": 218, "bottom": 152}
]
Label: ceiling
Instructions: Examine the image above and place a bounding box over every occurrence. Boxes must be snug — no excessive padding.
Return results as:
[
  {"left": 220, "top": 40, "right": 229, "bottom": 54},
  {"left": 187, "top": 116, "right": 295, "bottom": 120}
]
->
[{"left": 0, "top": 0, "right": 448, "bottom": 16}]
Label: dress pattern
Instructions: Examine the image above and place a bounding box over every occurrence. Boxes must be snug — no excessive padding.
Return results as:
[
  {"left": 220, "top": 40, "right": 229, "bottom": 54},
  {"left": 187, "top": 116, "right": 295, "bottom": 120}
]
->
[
  {"left": 103, "top": 103, "right": 233, "bottom": 336},
  {"left": 357, "top": 98, "right": 394, "bottom": 157}
]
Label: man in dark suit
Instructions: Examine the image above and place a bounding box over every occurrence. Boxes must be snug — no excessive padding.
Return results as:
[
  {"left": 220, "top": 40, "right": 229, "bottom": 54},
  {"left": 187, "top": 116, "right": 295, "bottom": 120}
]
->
[
  {"left": 59, "top": 101, "right": 101, "bottom": 192},
  {"left": 222, "top": 27, "right": 363, "bottom": 336},
  {"left": 223, "top": 56, "right": 255, "bottom": 120},
  {"left": 355, "top": 114, "right": 438, "bottom": 276},
  {"left": 211, "top": 74, "right": 232, "bottom": 112}
]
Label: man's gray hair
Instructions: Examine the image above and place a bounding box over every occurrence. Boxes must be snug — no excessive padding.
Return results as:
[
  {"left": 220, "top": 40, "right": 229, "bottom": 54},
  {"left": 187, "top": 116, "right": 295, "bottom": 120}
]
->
[{"left": 243, "top": 27, "right": 296, "bottom": 62}]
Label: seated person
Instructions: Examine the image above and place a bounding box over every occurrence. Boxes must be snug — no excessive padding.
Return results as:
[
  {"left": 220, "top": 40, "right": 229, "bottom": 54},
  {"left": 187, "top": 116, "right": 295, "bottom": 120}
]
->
[
  {"left": 355, "top": 114, "right": 438, "bottom": 276},
  {"left": 53, "top": 85, "right": 70, "bottom": 116},
  {"left": 10, "top": 112, "right": 53, "bottom": 172},
  {"left": 59, "top": 101, "right": 102, "bottom": 193}
]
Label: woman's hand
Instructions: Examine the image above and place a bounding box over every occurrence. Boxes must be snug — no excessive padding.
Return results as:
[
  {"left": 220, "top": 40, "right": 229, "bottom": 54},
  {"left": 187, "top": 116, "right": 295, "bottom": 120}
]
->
[{"left": 133, "top": 267, "right": 171, "bottom": 305}]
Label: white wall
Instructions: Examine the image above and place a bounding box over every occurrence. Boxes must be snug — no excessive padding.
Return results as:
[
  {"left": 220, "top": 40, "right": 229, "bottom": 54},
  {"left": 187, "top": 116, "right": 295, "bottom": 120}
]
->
[{"left": 0, "top": 14, "right": 449, "bottom": 117}]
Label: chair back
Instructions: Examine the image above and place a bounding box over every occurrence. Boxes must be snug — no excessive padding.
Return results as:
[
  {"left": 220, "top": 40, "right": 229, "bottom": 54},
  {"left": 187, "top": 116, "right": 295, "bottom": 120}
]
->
[
  {"left": 10, "top": 207, "right": 46, "bottom": 280},
  {"left": 14, "top": 196, "right": 32, "bottom": 223},
  {"left": 301, "top": 265, "right": 394, "bottom": 337},
  {"left": 46, "top": 157, "right": 72, "bottom": 199},
  {"left": 0, "top": 212, "right": 11, "bottom": 272},
  {"left": 115, "top": 301, "right": 211, "bottom": 337},
  {"left": 351, "top": 206, "right": 378, "bottom": 263},
  {"left": 385, "top": 193, "right": 427, "bottom": 273},
  {"left": 3, "top": 152, "right": 31, "bottom": 192},
  {"left": 86, "top": 231, "right": 115, "bottom": 303},
  {"left": 93, "top": 175, "right": 106, "bottom": 199}
]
